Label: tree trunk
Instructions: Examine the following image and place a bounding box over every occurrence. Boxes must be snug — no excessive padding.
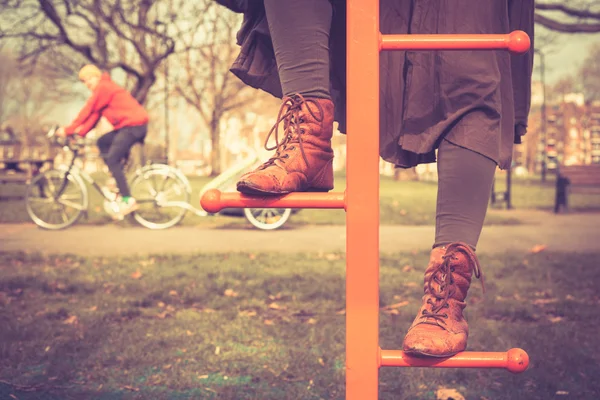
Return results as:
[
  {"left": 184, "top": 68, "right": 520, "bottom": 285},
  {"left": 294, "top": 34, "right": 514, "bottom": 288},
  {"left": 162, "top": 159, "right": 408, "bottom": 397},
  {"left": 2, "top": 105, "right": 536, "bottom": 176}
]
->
[
  {"left": 131, "top": 74, "right": 156, "bottom": 105},
  {"left": 210, "top": 115, "right": 221, "bottom": 176}
]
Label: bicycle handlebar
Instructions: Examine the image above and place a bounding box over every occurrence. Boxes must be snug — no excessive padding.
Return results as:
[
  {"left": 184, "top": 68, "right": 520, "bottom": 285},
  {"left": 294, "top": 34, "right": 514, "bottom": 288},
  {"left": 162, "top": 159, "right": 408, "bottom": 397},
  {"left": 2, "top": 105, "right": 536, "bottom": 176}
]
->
[{"left": 46, "top": 125, "right": 86, "bottom": 150}]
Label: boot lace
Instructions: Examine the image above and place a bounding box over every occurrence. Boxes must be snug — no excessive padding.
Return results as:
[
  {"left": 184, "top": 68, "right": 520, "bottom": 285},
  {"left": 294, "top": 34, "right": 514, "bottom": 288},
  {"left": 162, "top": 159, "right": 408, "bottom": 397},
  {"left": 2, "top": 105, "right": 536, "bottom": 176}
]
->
[
  {"left": 420, "top": 243, "right": 484, "bottom": 326},
  {"left": 258, "top": 94, "right": 324, "bottom": 170}
]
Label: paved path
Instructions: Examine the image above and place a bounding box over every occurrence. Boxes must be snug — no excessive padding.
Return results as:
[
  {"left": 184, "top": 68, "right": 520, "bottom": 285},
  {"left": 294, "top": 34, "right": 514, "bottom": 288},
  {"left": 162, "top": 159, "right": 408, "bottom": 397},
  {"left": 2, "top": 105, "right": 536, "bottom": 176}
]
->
[{"left": 1, "top": 209, "right": 599, "bottom": 256}]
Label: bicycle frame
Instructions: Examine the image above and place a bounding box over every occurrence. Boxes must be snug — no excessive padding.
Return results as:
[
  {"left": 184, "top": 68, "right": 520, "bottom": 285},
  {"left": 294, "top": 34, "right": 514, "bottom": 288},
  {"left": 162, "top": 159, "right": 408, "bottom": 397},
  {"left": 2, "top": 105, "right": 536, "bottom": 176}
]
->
[{"left": 54, "top": 147, "right": 117, "bottom": 203}]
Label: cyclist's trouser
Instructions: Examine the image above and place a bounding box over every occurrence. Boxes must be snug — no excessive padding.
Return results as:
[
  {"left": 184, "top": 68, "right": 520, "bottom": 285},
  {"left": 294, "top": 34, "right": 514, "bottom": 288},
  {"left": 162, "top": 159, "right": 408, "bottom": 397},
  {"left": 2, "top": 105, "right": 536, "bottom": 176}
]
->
[{"left": 97, "top": 125, "right": 147, "bottom": 198}]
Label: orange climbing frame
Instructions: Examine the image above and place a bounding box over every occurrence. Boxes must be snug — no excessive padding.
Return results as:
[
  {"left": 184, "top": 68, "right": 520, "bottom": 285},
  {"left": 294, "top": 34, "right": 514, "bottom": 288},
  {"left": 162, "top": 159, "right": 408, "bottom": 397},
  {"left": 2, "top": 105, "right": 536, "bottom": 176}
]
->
[{"left": 200, "top": 2, "right": 531, "bottom": 399}]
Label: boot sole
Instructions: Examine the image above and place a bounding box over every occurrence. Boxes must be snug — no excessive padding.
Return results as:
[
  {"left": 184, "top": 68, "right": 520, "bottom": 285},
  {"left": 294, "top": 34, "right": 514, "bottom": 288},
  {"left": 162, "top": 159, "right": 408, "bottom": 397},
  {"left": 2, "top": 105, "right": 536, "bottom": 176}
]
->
[
  {"left": 402, "top": 349, "right": 461, "bottom": 358},
  {"left": 236, "top": 182, "right": 332, "bottom": 196}
]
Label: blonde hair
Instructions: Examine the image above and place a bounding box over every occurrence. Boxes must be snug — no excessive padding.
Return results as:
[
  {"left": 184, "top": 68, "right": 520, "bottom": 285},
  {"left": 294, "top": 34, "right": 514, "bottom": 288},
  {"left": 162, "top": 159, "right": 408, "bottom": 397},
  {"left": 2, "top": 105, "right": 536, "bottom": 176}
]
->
[{"left": 78, "top": 64, "right": 102, "bottom": 81}]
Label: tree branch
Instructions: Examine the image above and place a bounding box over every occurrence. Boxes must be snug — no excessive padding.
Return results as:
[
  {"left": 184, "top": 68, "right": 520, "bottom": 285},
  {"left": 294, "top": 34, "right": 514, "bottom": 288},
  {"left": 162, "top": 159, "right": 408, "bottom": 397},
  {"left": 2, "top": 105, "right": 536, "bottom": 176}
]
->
[{"left": 534, "top": 13, "right": 600, "bottom": 33}]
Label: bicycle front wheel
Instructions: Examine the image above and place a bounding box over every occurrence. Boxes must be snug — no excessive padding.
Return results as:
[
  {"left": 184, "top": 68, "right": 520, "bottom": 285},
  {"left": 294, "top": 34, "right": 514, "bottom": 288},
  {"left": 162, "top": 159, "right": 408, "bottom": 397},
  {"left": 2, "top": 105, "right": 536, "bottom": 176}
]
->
[
  {"left": 244, "top": 207, "right": 292, "bottom": 230},
  {"left": 25, "top": 169, "right": 88, "bottom": 230},
  {"left": 130, "top": 167, "right": 190, "bottom": 229}
]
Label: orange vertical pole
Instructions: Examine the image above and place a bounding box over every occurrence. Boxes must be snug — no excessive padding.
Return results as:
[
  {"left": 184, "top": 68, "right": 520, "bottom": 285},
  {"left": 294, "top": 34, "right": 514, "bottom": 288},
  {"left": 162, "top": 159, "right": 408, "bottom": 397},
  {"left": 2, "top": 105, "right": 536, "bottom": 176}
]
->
[{"left": 346, "top": 1, "right": 380, "bottom": 399}]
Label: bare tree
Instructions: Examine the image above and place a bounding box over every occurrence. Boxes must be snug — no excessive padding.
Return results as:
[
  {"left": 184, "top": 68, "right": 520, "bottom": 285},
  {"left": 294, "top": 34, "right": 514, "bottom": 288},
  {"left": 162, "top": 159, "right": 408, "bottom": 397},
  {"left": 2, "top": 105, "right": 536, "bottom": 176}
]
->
[
  {"left": 0, "top": 0, "right": 211, "bottom": 104},
  {"left": 173, "top": 2, "right": 256, "bottom": 175},
  {"left": 579, "top": 43, "right": 600, "bottom": 101},
  {"left": 535, "top": 1, "right": 600, "bottom": 33},
  {"left": 0, "top": 51, "right": 70, "bottom": 148}
]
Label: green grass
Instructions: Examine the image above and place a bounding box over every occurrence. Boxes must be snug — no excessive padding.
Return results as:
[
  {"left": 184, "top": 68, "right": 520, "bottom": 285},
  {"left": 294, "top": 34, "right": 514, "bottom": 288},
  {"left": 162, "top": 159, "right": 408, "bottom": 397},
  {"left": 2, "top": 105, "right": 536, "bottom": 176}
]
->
[
  {"left": 1, "top": 171, "right": 599, "bottom": 228},
  {"left": 1, "top": 250, "right": 600, "bottom": 399}
]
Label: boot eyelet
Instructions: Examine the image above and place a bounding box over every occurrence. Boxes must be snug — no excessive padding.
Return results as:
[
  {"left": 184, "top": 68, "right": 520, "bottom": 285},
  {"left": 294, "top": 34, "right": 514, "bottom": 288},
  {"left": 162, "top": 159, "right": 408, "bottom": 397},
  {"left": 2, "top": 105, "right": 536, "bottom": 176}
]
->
[
  {"left": 284, "top": 154, "right": 290, "bottom": 159},
  {"left": 422, "top": 310, "right": 428, "bottom": 315},
  {"left": 300, "top": 129, "right": 305, "bottom": 134},
  {"left": 289, "top": 146, "right": 295, "bottom": 150},
  {"left": 443, "top": 313, "right": 448, "bottom": 318},
  {"left": 450, "top": 267, "right": 455, "bottom": 272}
]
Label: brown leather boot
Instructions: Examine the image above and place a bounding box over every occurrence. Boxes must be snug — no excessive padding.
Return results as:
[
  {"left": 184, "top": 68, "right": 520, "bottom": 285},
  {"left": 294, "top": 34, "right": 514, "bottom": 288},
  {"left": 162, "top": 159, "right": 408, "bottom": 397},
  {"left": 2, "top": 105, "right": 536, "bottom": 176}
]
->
[
  {"left": 236, "top": 94, "right": 335, "bottom": 195},
  {"left": 402, "top": 242, "right": 484, "bottom": 357}
]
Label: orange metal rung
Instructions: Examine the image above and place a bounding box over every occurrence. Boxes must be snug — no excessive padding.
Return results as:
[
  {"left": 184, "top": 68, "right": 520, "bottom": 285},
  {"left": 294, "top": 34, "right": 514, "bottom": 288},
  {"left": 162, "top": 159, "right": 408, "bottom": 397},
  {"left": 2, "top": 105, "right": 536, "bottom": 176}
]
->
[
  {"left": 380, "top": 31, "right": 530, "bottom": 54},
  {"left": 379, "top": 348, "right": 529, "bottom": 374},
  {"left": 200, "top": 188, "right": 346, "bottom": 213}
]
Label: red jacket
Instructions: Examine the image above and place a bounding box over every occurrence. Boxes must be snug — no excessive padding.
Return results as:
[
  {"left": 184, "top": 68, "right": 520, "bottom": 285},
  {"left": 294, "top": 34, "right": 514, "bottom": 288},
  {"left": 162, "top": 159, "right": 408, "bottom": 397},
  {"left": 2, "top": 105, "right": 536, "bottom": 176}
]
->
[{"left": 65, "top": 73, "right": 149, "bottom": 136}]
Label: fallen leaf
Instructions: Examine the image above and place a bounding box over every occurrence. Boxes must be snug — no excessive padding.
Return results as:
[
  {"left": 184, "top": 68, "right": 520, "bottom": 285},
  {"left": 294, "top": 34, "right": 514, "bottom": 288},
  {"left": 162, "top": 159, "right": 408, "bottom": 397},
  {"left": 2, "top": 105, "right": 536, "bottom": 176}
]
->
[
  {"left": 402, "top": 265, "right": 413, "bottom": 272},
  {"left": 325, "top": 253, "right": 340, "bottom": 261},
  {"left": 156, "top": 311, "right": 170, "bottom": 319},
  {"left": 122, "top": 386, "right": 139, "bottom": 392},
  {"left": 336, "top": 309, "right": 346, "bottom": 315},
  {"left": 381, "top": 301, "right": 409, "bottom": 310},
  {"left": 399, "top": 209, "right": 407, "bottom": 216},
  {"left": 157, "top": 301, "right": 165, "bottom": 308},
  {"left": 382, "top": 309, "right": 400, "bottom": 315},
  {"left": 163, "top": 364, "right": 172, "bottom": 370},
  {"left": 556, "top": 391, "right": 569, "bottom": 395},
  {"left": 268, "top": 302, "right": 286, "bottom": 310},
  {"left": 532, "top": 298, "right": 558, "bottom": 305},
  {"left": 530, "top": 244, "right": 547, "bottom": 254},
  {"left": 63, "top": 315, "right": 78, "bottom": 325},
  {"left": 88, "top": 306, "right": 97, "bottom": 311},
  {"left": 45, "top": 346, "right": 51, "bottom": 352},
  {"left": 318, "top": 358, "right": 325, "bottom": 366},
  {"left": 264, "top": 319, "right": 275, "bottom": 325},
  {"left": 249, "top": 254, "right": 256, "bottom": 260},
  {"left": 169, "top": 290, "right": 178, "bottom": 297},
  {"left": 306, "top": 318, "right": 317, "bottom": 324},
  {"left": 239, "top": 310, "right": 257, "bottom": 317},
  {"left": 224, "top": 289, "right": 238, "bottom": 297},
  {"left": 186, "top": 330, "right": 194, "bottom": 336},
  {"left": 215, "top": 346, "right": 220, "bottom": 355},
  {"left": 436, "top": 387, "right": 465, "bottom": 400},
  {"left": 198, "top": 375, "right": 209, "bottom": 379},
  {"left": 548, "top": 316, "right": 564, "bottom": 323},
  {"left": 268, "top": 293, "right": 283, "bottom": 301},
  {"left": 203, "top": 308, "right": 216, "bottom": 313},
  {"left": 131, "top": 270, "right": 142, "bottom": 280}
]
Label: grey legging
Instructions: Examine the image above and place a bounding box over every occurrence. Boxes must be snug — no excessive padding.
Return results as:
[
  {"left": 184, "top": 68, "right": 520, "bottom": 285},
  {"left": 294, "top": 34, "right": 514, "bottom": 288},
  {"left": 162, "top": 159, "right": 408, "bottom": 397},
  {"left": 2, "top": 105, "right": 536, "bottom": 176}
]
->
[{"left": 264, "top": 0, "right": 496, "bottom": 250}]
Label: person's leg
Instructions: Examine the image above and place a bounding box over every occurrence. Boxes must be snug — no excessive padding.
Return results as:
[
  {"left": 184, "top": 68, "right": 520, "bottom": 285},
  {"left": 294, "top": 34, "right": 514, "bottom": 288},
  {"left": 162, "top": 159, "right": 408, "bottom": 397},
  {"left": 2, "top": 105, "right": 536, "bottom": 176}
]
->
[
  {"left": 237, "top": 0, "right": 335, "bottom": 195},
  {"left": 97, "top": 130, "right": 117, "bottom": 158},
  {"left": 434, "top": 139, "right": 496, "bottom": 250},
  {"left": 264, "top": 0, "right": 333, "bottom": 99},
  {"left": 403, "top": 139, "right": 496, "bottom": 357},
  {"left": 103, "top": 128, "right": 142, "bottom": 199}
]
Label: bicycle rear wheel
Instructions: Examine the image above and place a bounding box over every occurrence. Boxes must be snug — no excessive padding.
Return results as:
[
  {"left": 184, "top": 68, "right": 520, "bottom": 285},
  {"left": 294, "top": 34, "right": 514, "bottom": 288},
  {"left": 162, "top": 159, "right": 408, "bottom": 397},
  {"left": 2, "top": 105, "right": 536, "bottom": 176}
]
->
[
  {"left": 25, "top": 169, "right": 88, "bottom": 230},
  {"left": 130, "top": 167, "right": 190, "bottom": 229}
]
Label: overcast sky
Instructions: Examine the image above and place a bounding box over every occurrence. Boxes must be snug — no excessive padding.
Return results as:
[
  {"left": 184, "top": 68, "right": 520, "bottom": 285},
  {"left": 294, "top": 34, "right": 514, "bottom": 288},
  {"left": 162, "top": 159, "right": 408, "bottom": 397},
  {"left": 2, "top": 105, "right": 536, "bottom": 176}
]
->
[{"left": 541, "top": 32, "right": 599, "bottom": 84}]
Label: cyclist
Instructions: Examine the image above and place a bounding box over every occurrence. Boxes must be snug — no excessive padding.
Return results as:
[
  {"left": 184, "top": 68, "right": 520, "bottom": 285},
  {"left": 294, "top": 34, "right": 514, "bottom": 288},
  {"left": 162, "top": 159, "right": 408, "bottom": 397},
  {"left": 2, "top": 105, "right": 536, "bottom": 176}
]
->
[{"left": 57, "top": 64, "right": 149, "bottom": 218}]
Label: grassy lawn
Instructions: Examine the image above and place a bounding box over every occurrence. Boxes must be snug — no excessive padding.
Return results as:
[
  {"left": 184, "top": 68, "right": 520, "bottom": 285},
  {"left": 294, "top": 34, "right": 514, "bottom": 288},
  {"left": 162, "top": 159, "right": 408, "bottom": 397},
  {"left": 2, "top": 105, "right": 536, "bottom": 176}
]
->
[
  {"left": 1, "top": 250, "right": 599, "bottom": 399},
  {"left": 1, "top": 171, "right": 599, "bottom": 228}
]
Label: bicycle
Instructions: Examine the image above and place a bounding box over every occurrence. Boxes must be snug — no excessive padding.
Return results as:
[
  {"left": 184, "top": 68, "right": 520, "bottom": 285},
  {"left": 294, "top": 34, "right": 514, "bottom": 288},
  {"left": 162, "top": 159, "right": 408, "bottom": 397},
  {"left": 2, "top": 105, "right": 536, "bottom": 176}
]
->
[{"left": 24, "top": 127, "right": 293, "bottom": 230}]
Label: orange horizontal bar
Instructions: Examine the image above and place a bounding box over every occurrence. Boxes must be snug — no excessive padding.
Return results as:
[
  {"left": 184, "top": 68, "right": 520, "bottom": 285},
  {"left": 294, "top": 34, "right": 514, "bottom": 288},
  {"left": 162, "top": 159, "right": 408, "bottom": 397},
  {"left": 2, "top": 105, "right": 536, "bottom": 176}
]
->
[
  {"left": 200, "top": 189, "right": 346, "bottom": 213},
  {"left": 380, "top": 30, "right": 530, "bottom": 54},
  {"left": 379, "top": 348, "right": 529, "bottom": 373}
]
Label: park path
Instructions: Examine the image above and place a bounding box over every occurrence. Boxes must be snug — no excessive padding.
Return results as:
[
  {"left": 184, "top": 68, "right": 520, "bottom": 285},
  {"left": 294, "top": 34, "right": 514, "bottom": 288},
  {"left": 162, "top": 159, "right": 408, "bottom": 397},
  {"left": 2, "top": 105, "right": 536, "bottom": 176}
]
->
[{"left": 1, "top": 209, "right": 599, "bottom": 256}]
